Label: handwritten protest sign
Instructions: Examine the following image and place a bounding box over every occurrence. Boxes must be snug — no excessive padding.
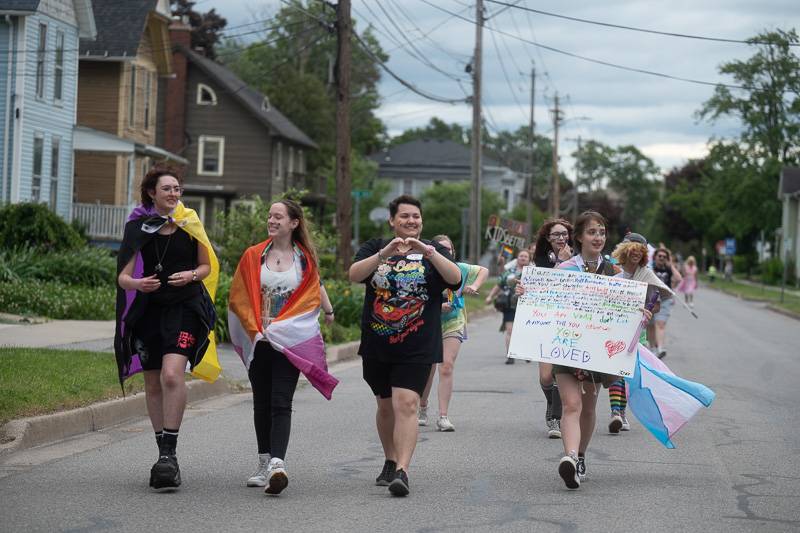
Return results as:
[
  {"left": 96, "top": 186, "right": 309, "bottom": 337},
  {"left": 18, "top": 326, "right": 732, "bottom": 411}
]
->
[{"left": 507, "top": 266, "right": 647, "bottom": 377}]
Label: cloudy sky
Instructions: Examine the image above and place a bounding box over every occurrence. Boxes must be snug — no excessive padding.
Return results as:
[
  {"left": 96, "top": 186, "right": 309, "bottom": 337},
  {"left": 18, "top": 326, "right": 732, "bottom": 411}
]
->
[{"left": 203, "top": 0, "right": 799, "bottom": 177}]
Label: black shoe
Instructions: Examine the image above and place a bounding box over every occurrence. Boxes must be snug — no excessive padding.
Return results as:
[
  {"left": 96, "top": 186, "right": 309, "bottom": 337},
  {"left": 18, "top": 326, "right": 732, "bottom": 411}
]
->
[
  {"left": 375, "top": 459, "right": 397, "bottom": 487},
  {"left": 150, "top": 455, "right": 181, "bottom": 491},
  {"left": 576, "top": 456, "right": 587, "bottom": 481},
  {"left": 505, "top": 357, "right": 515, "bottom": 365},
  {"left": 657, "top": 350, "right": 667, "bottom": 359},
  {"left": 388, "top": 469, "right": 410, "bottom": 497}
]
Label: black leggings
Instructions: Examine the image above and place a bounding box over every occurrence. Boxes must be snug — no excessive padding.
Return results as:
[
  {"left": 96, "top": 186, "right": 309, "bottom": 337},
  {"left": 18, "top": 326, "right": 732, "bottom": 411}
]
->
[{"left": 248, "top": 342, "right": 300, "bottom": 459}]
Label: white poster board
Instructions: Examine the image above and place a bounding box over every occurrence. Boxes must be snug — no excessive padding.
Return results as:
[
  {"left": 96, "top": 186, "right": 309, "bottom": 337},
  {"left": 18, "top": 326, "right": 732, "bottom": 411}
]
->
[{"left": 507, "top": 266, "right": 647, "bottom": 377}]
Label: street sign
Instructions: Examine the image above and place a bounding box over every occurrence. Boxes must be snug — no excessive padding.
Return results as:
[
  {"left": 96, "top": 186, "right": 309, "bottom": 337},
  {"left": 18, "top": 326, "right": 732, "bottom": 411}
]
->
[
  {"left": 368, "top": 207, "right": 389, "bottom": 223},
  {"left": 725, "top": 237, "right": 736, "bottom": 256},
  {"left": 352, "top": 190, "right": 371, "bottom": 199}
]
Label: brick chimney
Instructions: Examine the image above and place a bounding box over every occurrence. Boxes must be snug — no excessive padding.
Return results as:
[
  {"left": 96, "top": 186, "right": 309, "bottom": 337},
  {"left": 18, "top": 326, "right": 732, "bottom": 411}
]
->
[{"left": 164, "top": 17, "right": 191, "bottom": 155}]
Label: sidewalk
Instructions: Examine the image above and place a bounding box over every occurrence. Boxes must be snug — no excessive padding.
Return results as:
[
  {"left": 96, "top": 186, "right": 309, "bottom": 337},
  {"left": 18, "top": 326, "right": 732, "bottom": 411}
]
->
[
  {"left": 0, "top": 317, "right": 361, "bottom": 456},
  {"left": 730, "top": 276, "right": 800, "bottom": 297}
]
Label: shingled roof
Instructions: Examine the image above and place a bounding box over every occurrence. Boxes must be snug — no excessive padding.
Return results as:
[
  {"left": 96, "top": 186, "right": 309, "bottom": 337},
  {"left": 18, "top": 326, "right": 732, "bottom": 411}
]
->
[
  {"left": 369, "top": 138, "right": 501, "bottom": 168},
  {"left": 181, "top": 47, "right": 317, "bottom": 149},
  {"left": 779, "top": 167, "right": 800, "bottom": 197},
  {"left": 79, "top": 0, "right": 157, "bottom": 58},
  {"left": 0, "top": 1, "right": 41, "bottom": 11}
]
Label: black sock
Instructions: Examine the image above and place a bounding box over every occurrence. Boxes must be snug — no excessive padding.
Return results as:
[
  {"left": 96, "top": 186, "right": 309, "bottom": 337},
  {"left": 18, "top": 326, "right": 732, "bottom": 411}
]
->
[
  {"left": 551, "top": 383, "right": 562, "bottom": 420},
  {"left": 160, "top": 428, "right": 179, "bottom": 456},
  {"left": 541, "top": 383, "right": 554, "bottom": 419},
  {"left": 578, "top": 452, "right": 585, "bottom": 458},
  {"left": 155, "top": 430, "right": 163, "bottom": 448}
]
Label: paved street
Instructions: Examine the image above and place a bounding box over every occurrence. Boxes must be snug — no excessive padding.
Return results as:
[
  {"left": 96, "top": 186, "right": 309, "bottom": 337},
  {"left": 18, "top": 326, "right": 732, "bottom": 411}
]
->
[{"left": 1, "top": 286, "right": 799, "bottom": 532}]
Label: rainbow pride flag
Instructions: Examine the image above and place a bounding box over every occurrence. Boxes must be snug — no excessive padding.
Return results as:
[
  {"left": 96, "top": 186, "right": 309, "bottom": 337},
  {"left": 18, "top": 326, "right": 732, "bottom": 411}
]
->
[{"left": 227, "top": 240, "right": 338, "bottom": 399}]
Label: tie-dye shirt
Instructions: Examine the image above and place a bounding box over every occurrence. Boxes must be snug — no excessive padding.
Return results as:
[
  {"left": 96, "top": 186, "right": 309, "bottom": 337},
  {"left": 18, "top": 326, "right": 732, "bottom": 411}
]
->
[{"left": 441, "top": 262, "right": 483, "bottom": 336}]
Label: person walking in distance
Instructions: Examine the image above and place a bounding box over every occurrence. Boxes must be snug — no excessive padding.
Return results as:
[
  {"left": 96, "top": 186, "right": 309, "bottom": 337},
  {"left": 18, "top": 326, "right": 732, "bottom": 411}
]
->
[
  {"left": 349, "top": 195, "right": 461, "bottom": 497},
  {"left": 530, "top": 218, "right": 574, "bottom": 438},
  {"left": 418, "top": 235, "right": 489, "bottom": 431},
  {"left": 677, "top": 256, "right": 698, "bottom": 309},
  {"left": 649, "top": 247, "right": 682, "bottom": 359},
  {"left": 115, "top": 165, "right": 219, "bottom": 492},
  {"left": 485, "top": 249, "right": 532, "bottom": 365},
  {"left": 228, "top": 199, "right": 339, "bottom": 496}
]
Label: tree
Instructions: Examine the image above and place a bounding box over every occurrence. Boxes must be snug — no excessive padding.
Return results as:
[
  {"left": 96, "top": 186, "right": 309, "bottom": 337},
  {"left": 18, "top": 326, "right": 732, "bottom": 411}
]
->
[
  {"left": 390, "top": 117, "right": 468, "bottom": 146},
  {"left": 420, "top": 183, "right": 505, "bottom": 258},
  {"left": 698, "top": 29, "right": 800, "bottom": 163},
  {"left": 220, "top": 1, "right": 387, "bottom": 169},
  {"left": 171, "top": 0, "right": 227, "bottom": 59},
  {"left": 573, "top": 139, "right": 614, "bottom": 192}
]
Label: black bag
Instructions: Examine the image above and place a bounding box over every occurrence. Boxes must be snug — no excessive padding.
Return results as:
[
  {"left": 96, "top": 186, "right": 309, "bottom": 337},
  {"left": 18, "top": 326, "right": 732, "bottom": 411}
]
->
[{"left": 493, "top": 289, "right": 512, "bottom": 311}]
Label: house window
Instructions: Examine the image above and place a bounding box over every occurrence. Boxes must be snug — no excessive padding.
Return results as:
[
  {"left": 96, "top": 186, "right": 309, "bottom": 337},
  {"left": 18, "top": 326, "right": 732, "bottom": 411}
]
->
[
  {"left": 182, "top": 196, "right": 205, "bottom": 223},
  {"left": 212, "top": 197, "right": 226, "bottom": 230},
  {"left": 197, "top": 83, "right": 217, "bottom": 105},
  {"left": 403, "top": 178, "right": 413, "bottom": 195},
  {"left": 288, "top": 146, "right": 294, "bottom": 175},
  {"left": 32, "top": 133, "right": 44, "bottom": 201},
  {"left": 261, "top": 96, "right": 270, "bottom": 111},
  {"left": 298, "top": 150, "right": 305, "bottom": 174},
  {"left": 36, "top": 24, "right": 47, "bottom": 99},
  {"left": 143, "top": 71, "right": 152, "bottom": 130},
  {"left": 198, "top": 135, "right": 224, "bottom": 176},
  {"left": 50, "top": 137, "right": 60, "bottom": 207},
  {"left": 128, "top": 65, "right": 137, "bottom": 127},
  {"left": 54, "top": 31, "right": 64, "bottom": 102}
]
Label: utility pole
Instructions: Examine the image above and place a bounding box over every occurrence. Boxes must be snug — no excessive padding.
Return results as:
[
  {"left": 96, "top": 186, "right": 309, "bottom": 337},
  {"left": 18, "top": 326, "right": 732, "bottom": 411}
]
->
[
  {"left": 573, "top": 135, "right": 581, "bottom": 224},
  {"left": 469, "top": 0, "right": 484, "bottom": 264},
  {"left": 335, "top": 0, "right": 352, "bottom": 270},
  {"left": 550, "top": 93, "right": 563, "bottom": 218},
  {"left": 526, "top": 65, "right": 535, "bottom": 244}
]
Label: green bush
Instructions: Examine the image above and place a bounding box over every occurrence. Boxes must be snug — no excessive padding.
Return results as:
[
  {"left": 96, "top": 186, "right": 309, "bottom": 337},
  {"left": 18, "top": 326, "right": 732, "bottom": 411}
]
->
[
  {"left": 0, "top": 280, "right": 115, "bottom": 319},
  {"left": 0, "top": 246, "right": 116, "bottom": 285},
  {"left": 325, "top": 280, "right": 364, "bottom": 328},
  {"left": 760, "top": 257, "right": 784, "bottom": 285},
  {"left": 0, "top": 202, "right": 85, "bottom": 251},
  {"left": 213, "top": 271, "right": 232, "bottom": 343}
]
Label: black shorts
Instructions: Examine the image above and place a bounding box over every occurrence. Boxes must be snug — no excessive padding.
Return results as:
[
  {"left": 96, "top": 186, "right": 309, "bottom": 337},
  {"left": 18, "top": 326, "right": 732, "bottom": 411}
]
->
[
  {"left": 502, "top": 308, "right": 517, "bottom": 323},
  {"left": 133, "top": 304, "right": 204, "bottom": 371},
  {"left": 362, "top": 357, "right": 432, "bottom": 398}
]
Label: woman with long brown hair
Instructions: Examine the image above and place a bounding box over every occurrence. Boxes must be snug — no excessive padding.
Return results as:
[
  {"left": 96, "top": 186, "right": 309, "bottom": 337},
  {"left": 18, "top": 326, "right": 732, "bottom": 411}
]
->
[{"left": 228, "top": 199, "right": 338, "bottom": 496}]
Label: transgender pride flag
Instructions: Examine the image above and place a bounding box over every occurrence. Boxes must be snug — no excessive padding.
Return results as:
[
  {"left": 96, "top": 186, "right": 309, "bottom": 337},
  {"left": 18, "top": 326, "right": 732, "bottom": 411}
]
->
[
  {"left": 228, "top": 240, "right": 338, "bottom": 400},
  {"left": 625, "top": 344, "right": 715, "bottom": 448}
]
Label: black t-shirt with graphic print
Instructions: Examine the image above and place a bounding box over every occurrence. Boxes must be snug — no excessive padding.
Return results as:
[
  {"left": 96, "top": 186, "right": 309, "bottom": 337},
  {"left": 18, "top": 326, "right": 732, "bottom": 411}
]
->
[{"left": 354, "top": 238, "right": 461, "bottom": 364}]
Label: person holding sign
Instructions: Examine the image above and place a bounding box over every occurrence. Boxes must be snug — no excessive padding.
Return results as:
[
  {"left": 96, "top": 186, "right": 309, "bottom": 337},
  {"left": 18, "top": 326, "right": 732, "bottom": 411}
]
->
[
  {"left": 418, "top": 235, "right": 489, "bottom": 431},
  {"left": 485, "top": 249, "right": 532, "bottom": 365},
  {"left": 349, "top": 195, "right": 462, "bottom": 497},
  {"left": 530, "top": 218, "right": 574, "bottom": 439},
  {"left": 516, "top": 212, "right": 652, "bottom": 489}
]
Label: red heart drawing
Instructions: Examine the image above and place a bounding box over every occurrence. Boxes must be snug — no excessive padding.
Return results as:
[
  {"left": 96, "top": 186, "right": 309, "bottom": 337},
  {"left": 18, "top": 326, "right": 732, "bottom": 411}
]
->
[{"left": 605, "top": 340, "right": 625, "bottom": 358}]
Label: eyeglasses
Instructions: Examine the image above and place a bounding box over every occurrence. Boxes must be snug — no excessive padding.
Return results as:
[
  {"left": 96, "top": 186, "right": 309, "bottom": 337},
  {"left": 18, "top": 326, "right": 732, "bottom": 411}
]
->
[
  {"left": 548, "top": 232, "right": 569, "bottom": 240},
  {"left": 159, "top": 186, "right": 184, "bottom": 194},
  {"left": 585, "top": 229, "right": 606, "bottom": 237}
]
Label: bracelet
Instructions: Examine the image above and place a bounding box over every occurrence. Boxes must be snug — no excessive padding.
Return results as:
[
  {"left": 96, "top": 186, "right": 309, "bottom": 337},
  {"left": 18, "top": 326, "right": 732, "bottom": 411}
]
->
[
  {"left": 191, "top": 270, "right": 197, "bottom": 282},
  {"left": 377, "top": 250, "right": 385, "bottom": 261},
  {"left": 324, "top": 310, "right": 334, "bottom": 315}
]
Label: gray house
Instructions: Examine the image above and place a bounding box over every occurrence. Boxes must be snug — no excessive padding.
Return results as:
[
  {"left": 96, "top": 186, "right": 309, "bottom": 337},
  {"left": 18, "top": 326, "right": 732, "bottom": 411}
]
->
[
  {"left": 159, "top": 19, "right": 319, "bottom": 228},
  {"left": 778, "top": 166, "right": 800, "bottom": 280},
  {"left": 368, "top": 138, "right": 524, "bottom": 212}
]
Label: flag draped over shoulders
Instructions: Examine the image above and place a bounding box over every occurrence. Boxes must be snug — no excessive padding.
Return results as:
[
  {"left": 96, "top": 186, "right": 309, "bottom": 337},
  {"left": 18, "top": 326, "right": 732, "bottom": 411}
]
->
[
  {"left": 228, "top": 239, "right": 338, "bottom": 400},
  {"left": 114, "top": 202, "right": 220, "bottom": 388},
  {"left": 625, "top": 344, "right": 715, "bottom": 448}
]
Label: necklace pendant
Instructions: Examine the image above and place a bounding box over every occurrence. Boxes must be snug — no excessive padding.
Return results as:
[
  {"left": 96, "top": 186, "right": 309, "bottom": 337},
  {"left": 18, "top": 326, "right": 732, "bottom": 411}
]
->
[{"left": 155, "top": 263, "right": 163, "bottom": 272}]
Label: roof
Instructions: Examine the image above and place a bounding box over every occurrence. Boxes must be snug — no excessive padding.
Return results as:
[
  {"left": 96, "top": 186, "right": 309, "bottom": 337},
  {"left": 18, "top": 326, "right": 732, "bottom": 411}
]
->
[
  {"left": 0, "top": 1, "right": 40, "bottom": 12},
  {"left": 79, "top": 0, "right": 159, "bottom": 59},
  {"left": 780, "top": 167, "right": 800, "bottom": 197},
  {"left": 369, "top": 138, "right": 501, "bottom": 169},
  {"left": 181, "top": 47, "right": 317, "bottom": 149}
]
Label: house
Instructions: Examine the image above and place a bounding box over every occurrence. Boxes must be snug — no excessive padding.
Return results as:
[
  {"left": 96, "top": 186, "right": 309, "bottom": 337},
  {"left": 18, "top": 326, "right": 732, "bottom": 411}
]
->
[
  {"left": 158, "top": 19, "right": 320, "bottom": 228},
  {"left": 368, "top": 138, "right": 525, "bottom": 212},
  {"left": 72, "top": 0, "right": 187, "bottom": 242},
  {"left": 778, "top": 166, "right": 800, "bottom": 280},
  {"left": 0, "top": 0, "right": 96, "bottom": 219}
]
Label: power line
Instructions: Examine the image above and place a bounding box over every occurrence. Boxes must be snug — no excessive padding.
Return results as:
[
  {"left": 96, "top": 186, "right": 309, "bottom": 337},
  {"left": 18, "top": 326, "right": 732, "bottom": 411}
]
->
[
  {"left": 385, "top": 0, "right": 471, "bottom": 62},
  {"left": 353, "top": 31, "right": 468, "bottom": 104},
  {"left": 418, "top": 0, "right": 763, "bottom": 92},
  {"left": 485, "top": 0, "right": 800, "bottom": 47},
  {"left": 486, "top": 17, "right": 527, "bottom": 119}
]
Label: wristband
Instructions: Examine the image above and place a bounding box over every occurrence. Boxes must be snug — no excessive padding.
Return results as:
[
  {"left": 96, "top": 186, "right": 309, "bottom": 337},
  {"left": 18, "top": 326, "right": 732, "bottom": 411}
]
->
[
  {"left": 324, "top": 311, "right": 334, "bottom": 316},
  {"left": 192, "top": 270, "right": 197, "bottom": 282},
  {"left": 377, "top": 250, "right": 385, "bottom": 261}
]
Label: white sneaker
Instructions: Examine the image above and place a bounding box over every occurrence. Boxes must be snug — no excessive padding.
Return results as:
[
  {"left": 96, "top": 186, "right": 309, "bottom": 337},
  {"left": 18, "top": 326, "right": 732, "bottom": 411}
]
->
[
  {"left": 609, "top": 412, "right": 623, "bottom": 434},
  {"left": 246, "top": 453, "right": 271, "bottom": 487},
  {"left": 547, "top": 419, "right": 562, "bottom": 439},
  {"left": 621, "top": 413, "right": 631, "bottom": 431},
  {"left": 558, "top": 454, "right": 580, "bottom": 490},
  {"left": 436, "top": 415, "right": 455, "bottom": 432},
  {"left": 265, "top": 457, "right": 288, "bottom": 495},
  {"left": 418, "top": 405, "right": 428, "bottom": 426}
]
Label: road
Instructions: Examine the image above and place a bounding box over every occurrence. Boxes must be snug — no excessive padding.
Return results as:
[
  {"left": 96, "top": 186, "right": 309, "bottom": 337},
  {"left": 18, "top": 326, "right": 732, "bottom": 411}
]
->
[{"left": 1, "top": 287, "right": 799, "bottom": 532}]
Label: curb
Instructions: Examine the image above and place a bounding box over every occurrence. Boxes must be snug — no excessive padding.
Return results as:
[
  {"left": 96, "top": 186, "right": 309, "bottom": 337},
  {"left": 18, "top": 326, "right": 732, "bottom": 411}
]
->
[
  {"left": 765, "top": 304, "right": 800, "bottom": 321},
  {"left": 704, "top": 284, "right": 800, "bottom": 321},
  {"left": 0, "top": 378, "right": 232, "bottom": 457}
]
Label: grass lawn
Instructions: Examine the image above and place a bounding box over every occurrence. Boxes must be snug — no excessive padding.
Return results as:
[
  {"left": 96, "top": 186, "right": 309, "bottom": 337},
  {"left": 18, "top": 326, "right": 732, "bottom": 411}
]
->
[
  {"left": 702, "top": 276, "right": 800, "bottom": 315},
  {"left": 0, "top": 348, "right": 144, "bottom": 425}
]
